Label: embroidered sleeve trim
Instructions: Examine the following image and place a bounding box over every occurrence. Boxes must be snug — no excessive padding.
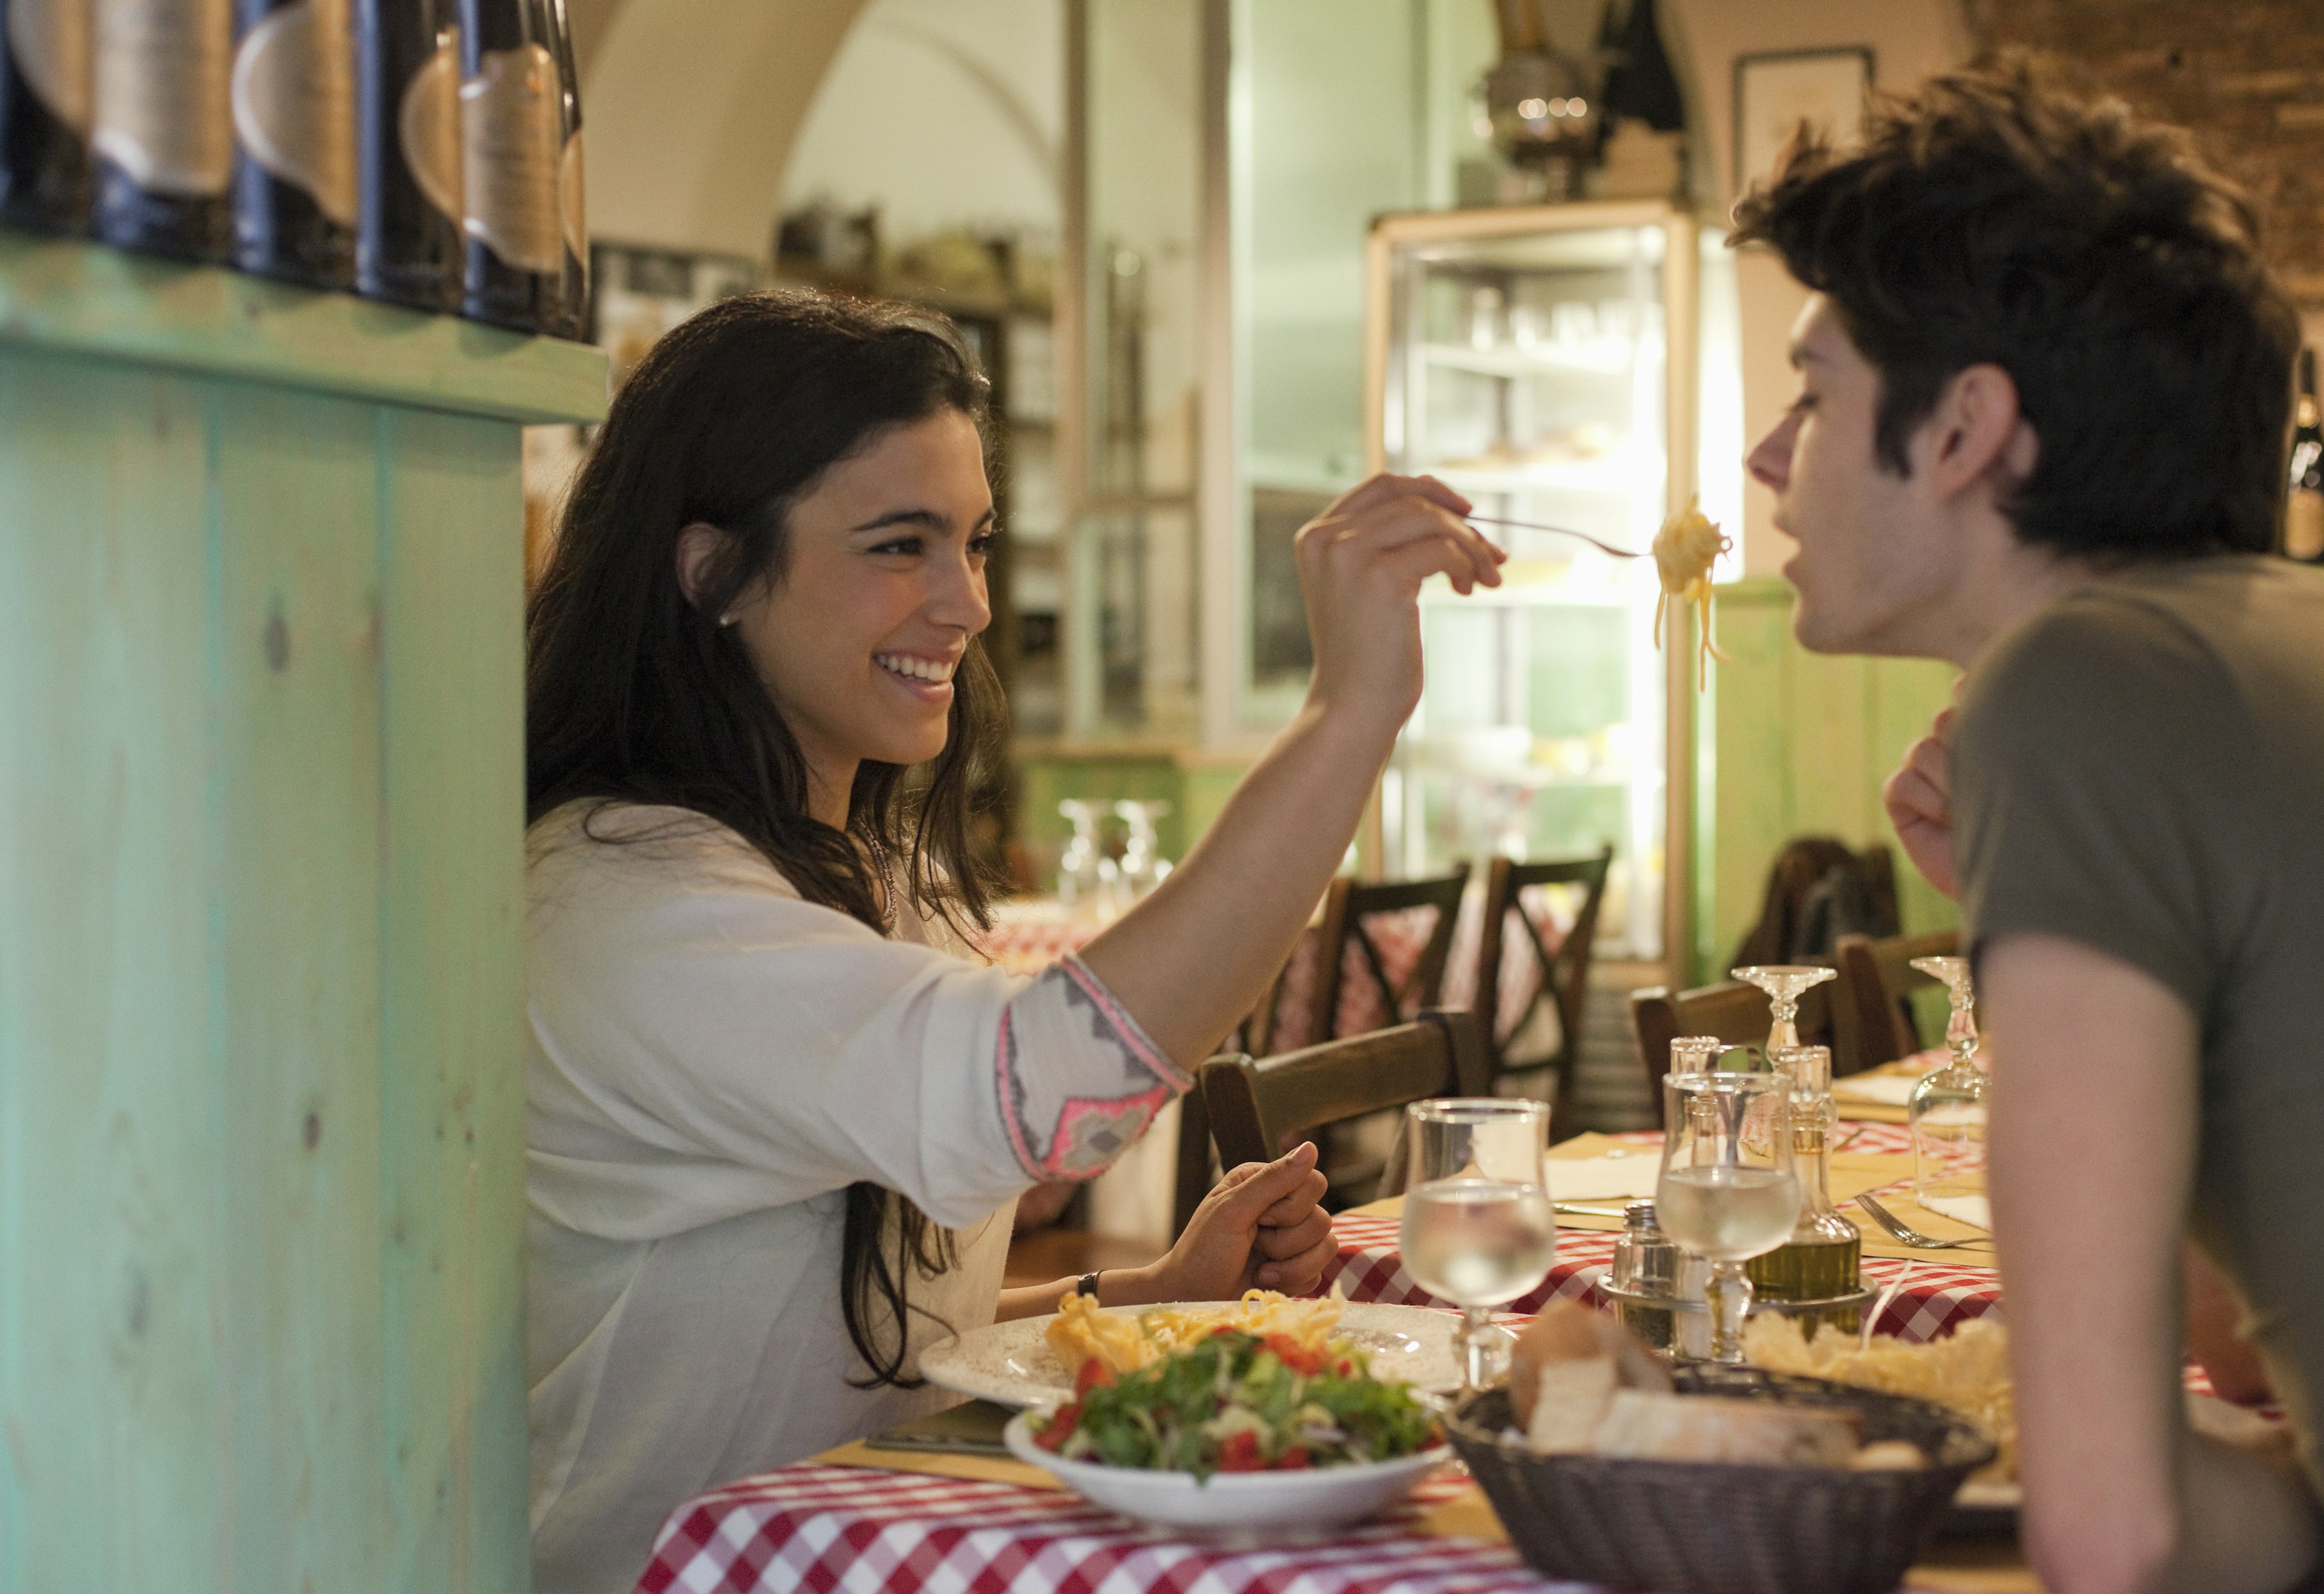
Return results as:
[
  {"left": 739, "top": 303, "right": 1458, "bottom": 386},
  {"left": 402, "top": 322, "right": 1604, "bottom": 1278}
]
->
[
  {"left": 1059, "top": 952, "right": 1190, "bottom": 1090},
  {"left": 992, "top": 955, "right": 1191, "bottom": 1184}
]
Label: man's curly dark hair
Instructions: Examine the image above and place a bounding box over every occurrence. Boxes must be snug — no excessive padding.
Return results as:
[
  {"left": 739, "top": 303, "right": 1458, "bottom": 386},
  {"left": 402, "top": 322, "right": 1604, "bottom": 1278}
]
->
[{"left": 1732, "top": 58, "right": 2302, "bottom": 562}]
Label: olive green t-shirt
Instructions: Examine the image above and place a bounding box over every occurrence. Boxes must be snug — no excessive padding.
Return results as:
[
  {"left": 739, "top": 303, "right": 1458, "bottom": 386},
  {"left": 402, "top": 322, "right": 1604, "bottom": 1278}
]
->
[{"left": 1952, "top": 554, "right": 2324, "bottom": 1483}]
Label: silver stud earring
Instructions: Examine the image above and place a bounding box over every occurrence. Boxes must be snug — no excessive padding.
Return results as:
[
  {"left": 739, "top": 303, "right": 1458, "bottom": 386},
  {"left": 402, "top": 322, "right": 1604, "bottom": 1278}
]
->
[{"left": 718, "top": 612, "right": 740, "bottom": 628}]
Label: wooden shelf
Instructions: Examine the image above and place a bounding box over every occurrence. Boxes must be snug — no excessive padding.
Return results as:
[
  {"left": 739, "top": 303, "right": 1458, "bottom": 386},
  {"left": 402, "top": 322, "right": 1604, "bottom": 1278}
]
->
[{"left": 0, "top": 230, "right": 606, "bottom": 424}]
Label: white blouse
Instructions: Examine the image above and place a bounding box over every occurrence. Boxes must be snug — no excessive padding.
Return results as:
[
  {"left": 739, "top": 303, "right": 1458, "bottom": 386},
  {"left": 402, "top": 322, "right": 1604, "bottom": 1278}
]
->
[{"left": 524, "top": 803, "right": 1181, "bottom": 1594}]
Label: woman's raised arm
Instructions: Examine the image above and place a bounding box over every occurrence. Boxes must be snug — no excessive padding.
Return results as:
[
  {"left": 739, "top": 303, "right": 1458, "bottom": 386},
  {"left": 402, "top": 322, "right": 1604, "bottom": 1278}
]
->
[{"left": 1075, "top": 473, "right": 1502, "bottom": 1069}]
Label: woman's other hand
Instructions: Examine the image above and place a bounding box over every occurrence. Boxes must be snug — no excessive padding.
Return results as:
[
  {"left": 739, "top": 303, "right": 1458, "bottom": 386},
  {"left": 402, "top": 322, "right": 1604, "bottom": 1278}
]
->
[
  {"left": 1883, "top": 700, "right": 1959, "bottom": 899},
  {"left": 1298, "top": 474, "right": 1504, "bottom": 729},
  {"left": 1135, "top": 1141, "right": 1336, "bottom": 1302}
]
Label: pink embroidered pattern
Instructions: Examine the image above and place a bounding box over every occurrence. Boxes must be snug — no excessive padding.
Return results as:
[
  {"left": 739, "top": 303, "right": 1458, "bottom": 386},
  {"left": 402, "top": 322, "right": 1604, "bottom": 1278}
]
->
[{"left": 993, "top": 955, "right": 1187, "bottom": 1182}]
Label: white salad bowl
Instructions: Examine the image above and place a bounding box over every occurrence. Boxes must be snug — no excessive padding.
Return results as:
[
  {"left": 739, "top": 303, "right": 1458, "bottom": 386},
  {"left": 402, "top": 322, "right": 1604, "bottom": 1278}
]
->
[{"left": 1002, "top": 1411, "right": 1449, "bottom": 1533}]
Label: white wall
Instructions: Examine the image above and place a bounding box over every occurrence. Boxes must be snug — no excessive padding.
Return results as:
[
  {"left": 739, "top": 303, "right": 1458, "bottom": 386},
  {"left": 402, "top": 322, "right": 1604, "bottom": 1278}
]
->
[
  {"left": 780, "top": 0, "right": 1064, "bottom": 243},
  {"left": 580, "top": 0, "right": 870, "bottom": 257},
  {"left": 1663, "top": 0, "right": 1970, "bottom": 576}
]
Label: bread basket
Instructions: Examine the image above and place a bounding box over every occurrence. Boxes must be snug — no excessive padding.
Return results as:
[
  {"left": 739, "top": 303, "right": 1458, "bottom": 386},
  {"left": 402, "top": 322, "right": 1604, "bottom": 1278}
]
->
[{"left": 1445, "top": 1365, "right": 1997, "bottom": 1594}]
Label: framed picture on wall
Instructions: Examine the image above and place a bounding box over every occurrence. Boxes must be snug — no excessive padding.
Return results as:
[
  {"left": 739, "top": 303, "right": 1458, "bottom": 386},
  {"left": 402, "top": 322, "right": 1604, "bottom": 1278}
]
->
[{"left": 1734, "top": 47, "right": 1874, "bottom": 198}]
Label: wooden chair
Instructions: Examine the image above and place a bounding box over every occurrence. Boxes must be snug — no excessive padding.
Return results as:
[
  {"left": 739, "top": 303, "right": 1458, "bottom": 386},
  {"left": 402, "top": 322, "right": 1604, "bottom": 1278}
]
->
[
  {"left": 1474, "top": 847, "right": 1612, "bottom": 1133},
  {"left": 1628, "top": 978, "right": 1834, "bottom": 1128},
  {"left": 1287, "top": 871, "right": 1470, "bottom": 1051},
  {"left": 1201, "top": 1009, "right": 1492, "bottom": 1204},
  {"left": 1831, "top": 929, "right": 1959, "bottom": 1076}
]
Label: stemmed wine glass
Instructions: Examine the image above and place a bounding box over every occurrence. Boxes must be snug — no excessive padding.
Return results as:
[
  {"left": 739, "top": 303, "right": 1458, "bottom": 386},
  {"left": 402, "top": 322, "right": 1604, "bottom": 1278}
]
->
[
  {"left": 1657, "top": 1071, "right": 1800, "bottom": 1363},
  {"left": 1399, "top": 1098, "right": 1555, "bottom": 1393},
  {"left": 1731, "top": 964, "right": 1838, "bottom": 1053},
  {"left": 1906, "top": 955, "right": 1989, "bottom": 1204},
  {"left": 1055, "top": 800, "right": 1112, "bottom": 913},
  {"left": 1113, "top": 800, "right": 1173, "bottom": 899}
]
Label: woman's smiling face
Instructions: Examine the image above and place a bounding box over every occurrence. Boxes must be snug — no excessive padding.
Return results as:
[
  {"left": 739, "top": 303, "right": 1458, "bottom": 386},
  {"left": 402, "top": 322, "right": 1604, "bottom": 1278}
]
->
[{"left": 713, "top": 408, "right": 995, "bottom": 822}]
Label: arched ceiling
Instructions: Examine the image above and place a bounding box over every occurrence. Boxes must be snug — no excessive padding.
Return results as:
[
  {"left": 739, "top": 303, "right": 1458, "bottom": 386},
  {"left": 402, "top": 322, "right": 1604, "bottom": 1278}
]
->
[{"left": 576, "top": 0, "right": 873, "bottom": 257}]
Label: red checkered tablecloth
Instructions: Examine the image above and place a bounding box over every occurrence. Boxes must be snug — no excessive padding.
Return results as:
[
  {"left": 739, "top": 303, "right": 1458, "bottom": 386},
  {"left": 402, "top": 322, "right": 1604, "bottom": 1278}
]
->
[
  {"left": 635, "top": 1464, "right": 1548, "bottom": 1594},
  {"left": 1324, "top": 1121, "right": 2002, "bottom": 1345}
]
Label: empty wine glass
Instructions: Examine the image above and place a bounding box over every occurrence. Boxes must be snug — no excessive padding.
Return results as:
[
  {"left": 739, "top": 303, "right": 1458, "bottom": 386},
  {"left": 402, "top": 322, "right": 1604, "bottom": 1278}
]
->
[
  {"left": 1658, "top": 1071, "right": 1800, "bottom": 1363},
  {"left": 1731, "top": 964, "right": 1837, "bottom": 1053},
  {"left": 1399, "top": 1098, "right": 1555, "bottom": 1392},
  {"left": 1114, "top": 800, "right": 1173, "bottom": 899},
  {"left": 1056, "top": 800, "right": 1106, "bottom": 910},
  {"left": 1906, "top": 955, "right": 1989, "bottom": 1205}
]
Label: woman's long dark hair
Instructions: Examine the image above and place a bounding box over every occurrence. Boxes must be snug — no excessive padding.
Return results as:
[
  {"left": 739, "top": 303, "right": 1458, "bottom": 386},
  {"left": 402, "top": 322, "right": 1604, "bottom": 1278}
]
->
[{"left": 527, "top": 289, "right": 1009, "bottom": 1388}]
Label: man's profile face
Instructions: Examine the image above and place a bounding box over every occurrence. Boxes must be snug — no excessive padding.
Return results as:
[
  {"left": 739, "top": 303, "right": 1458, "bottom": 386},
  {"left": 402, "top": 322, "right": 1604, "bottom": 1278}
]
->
[{"left": 1746, "top": 294, "right": 1956, "bottom": 656}]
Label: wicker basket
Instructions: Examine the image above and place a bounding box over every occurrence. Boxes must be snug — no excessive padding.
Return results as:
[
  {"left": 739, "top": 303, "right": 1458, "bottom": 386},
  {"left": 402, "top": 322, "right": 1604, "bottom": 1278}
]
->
[{"left": 1445, "top": 1365, "right": 1997, "bottom": 1594}]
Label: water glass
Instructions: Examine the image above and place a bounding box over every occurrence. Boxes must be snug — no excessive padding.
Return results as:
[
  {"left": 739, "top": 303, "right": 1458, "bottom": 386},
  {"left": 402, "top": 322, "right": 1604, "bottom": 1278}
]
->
[
  {"left": 1657, "top": 1071, "right": 1800, "bottom": 1363},
  {"left": 1399, "top": 1098, "right": 1555, "bottom": 1392}
]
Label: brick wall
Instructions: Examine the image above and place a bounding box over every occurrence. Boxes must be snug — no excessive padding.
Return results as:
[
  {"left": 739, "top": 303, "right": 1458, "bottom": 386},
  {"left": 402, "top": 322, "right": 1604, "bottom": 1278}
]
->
[{"left": 1962, "top": 0, "right": 2324, "bottom": 303}]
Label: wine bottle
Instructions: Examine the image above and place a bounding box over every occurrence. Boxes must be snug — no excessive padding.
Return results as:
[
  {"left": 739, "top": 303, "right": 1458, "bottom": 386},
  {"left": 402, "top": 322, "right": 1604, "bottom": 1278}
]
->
[
  {"left": 456, "top": 0, "right": 560, "bottom": 333},
  {"left": 90, "top": 0, "right": 234, "bottom": 260},
  {"left": 547, "top": 0, "right": 583, "bottom": 339},
  {"left": 2288, "top": 348, "right": 2324, "bottom": 562},
  {"left": 229, "top": 0, "right": 355, "bottom": 287},
  {"left": 1599, "top": 0, "right": 1684, "bottom": 133},
  {"left": 353, "top": 0, "right": 459, "bottom": 310},
  {"left": 1, "top": 0, "right": 93, "bottom": 231}
]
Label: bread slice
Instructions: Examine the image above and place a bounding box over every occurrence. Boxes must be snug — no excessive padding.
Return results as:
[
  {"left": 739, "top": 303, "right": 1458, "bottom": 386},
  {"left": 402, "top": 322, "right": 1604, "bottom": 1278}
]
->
[
  {"left": 1509, "top": 1302, "right": 1670, "bottom": 1419},
  {"left": 1526, "top": 1353, "right": 1620, "bottom": 1453},
  {"left": 1590, "top": 1389, "right": 1860, "bottom": 1466}
]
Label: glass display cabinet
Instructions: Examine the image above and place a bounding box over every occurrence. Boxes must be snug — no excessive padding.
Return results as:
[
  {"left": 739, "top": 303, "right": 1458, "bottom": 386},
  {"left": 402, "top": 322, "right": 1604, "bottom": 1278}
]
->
[{"left": 1365, "top": 201, "right": 1698, "bottom": 963}]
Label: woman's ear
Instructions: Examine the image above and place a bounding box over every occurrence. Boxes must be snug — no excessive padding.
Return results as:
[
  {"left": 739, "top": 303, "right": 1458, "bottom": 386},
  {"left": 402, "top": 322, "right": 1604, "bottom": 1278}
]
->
[{"left": 674, "top": 522, "right": 733, "bottom": 619}]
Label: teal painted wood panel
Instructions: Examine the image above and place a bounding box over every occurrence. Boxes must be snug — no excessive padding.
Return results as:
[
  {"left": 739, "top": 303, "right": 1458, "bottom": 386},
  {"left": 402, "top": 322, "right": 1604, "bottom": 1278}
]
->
[
  {"left": 211, "top": 380, "right": 392, "bottom": 1592},
  {"left": 1696, "top": 581, "right": 1959, "bottom": 981},
  {"left": 0, "top": 233, "right": 606, "bottom": 426},
  {"left": 376, "top": 406, "right": 530, "bottom": 1594},
  {"left": 0, "top": 257, "right": 573, "bottom": 1589},
  {"left": 0, "top": 351, "right": 226, "bottom": 1590}
]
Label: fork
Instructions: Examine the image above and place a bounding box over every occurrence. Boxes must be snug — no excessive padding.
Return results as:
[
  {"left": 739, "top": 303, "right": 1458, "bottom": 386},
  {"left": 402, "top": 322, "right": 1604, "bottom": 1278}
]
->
[
  {"left": 1463, "top": 514, "right": 1647, "bottom": 561},
  {"left": 1856, "top": 1192, "right": 1992, "bottom": 1251}
]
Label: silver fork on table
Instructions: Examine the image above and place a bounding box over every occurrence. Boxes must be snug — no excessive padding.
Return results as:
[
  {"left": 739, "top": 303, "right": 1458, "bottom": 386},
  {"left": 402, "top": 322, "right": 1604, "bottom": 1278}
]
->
[{"left": 1856, "top": 1192, "right": 1992, "bottom": 1251}]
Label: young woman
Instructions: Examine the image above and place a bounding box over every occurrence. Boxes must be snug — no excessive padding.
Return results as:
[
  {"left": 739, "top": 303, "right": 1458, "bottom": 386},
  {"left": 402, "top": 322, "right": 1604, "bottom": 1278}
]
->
[{"left": 522, "top": 290, "right": 1501, "bottom": 1593}]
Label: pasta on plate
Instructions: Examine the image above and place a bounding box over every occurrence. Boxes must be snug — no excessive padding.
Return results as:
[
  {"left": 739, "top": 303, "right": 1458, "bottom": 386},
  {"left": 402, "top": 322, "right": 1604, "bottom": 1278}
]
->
[{"left": 1046, "top": 1287, "right": 1347, "bottom": 1378}]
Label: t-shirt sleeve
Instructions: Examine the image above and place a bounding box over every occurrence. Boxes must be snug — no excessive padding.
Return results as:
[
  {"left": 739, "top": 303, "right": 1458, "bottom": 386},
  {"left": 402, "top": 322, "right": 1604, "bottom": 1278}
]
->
[
  {"left": 1951, "top": 598, "right": 2248, "bottom": 1024},
  {"left": 526, "top": 818, "right": 1187, "bottom": 1238}
]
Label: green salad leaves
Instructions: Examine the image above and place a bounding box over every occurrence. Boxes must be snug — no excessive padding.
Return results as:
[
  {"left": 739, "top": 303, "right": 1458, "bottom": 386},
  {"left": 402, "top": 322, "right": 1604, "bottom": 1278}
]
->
[{"left": 1029, "top": 1328, "right": 1439, "bottom": 1480}]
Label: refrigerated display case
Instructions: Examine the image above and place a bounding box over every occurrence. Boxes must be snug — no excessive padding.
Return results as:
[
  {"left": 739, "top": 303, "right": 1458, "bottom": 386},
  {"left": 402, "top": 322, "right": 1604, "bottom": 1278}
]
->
[{"left": 1364, "top": 201, "right": 1698, "bottom": 967}]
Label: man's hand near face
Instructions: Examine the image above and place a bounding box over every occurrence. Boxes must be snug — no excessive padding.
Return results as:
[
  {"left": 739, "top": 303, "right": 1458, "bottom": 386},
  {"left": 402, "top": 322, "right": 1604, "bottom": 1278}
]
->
[{"left": 1884, "top": 700, "right": 1960, "bottom": 900}]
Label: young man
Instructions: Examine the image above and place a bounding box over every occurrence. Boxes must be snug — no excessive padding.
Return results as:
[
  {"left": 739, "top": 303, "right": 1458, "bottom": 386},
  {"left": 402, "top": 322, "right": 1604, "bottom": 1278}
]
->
[{"left": 1736, "top": 65, "right": 2324, "bottom": 1594}]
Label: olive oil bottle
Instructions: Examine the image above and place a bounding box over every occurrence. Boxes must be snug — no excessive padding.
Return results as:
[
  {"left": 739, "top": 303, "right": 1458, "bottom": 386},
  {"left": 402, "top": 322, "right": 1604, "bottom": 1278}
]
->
[{"left": 1747, "top": 1045, "right": 1862, "bottom": 1335}]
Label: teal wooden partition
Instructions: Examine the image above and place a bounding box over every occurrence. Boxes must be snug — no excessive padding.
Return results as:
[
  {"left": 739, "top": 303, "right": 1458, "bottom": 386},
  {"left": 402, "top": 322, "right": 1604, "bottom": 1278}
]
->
[
  {"left": 0, "top": 235, "right": 604, "bottom": 1593},
  {"left": 1694, "top": 578, "right": 1961, "bottom": 983}
]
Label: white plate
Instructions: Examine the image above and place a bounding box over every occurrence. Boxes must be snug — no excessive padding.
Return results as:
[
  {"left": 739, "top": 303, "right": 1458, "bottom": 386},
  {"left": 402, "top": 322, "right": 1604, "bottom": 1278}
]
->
[
  {"left": 1002, "top": 1411, "right": 1449, "bottom": 1532},
  {"left": 920, "top": 1302, "right": 1462, "bottom": 1409}
]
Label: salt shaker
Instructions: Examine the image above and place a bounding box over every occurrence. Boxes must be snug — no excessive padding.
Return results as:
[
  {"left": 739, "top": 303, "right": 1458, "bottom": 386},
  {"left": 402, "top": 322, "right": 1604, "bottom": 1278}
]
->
[{"left": 1610, "top": 1199, "right": 1678, "bottom": 1349}]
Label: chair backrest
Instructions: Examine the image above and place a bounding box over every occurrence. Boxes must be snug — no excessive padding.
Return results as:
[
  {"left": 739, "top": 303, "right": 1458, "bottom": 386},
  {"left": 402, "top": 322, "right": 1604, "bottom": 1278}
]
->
[
  {"left": 1200, "top": 1009, "right": 1492, "bottom": 1185},
  {"left": 1299, "top": 871, "right": 1470, "bottom": 1049},
  {"left": 1627, "top": 978, "right": 1834, "bottom": 1127},
  {"left": 1474, "top": 848, "right": 1613, "bottom": 1121},
  {"left": 1729, "top": 837, "right": 1900, "bottom": 968},
  {"left": 1831, "top": 929, "right": 1959, "bottom": 1076}
]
